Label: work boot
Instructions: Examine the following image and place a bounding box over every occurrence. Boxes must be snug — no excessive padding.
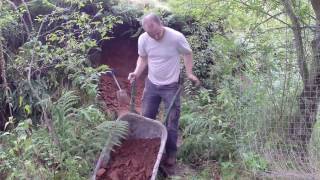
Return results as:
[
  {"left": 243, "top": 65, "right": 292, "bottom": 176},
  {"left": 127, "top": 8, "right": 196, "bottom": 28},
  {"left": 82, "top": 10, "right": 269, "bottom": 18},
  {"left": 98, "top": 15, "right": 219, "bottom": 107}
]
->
[
  {"left": 159, "top": 163, "right": 176, "bottom": 177},
  {"left": 160, "top": 152, "right": 177, "bottom": 177},
  {"left": 164, "top": 152, "right": 177, "bottom": 166}
]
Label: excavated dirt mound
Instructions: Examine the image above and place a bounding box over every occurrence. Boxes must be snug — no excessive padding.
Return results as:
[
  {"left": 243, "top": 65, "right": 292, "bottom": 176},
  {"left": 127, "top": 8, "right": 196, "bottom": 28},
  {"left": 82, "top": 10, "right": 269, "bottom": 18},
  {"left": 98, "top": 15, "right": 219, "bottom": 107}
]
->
[
  {"left": 99, "top": 75, "right": 144, "bottom": 115},
  {"left": 96, "top": 138, "right": 161, "bottom": 180},
  {"left": 97, "top": 37, "right": 146, "bottom": 115}
]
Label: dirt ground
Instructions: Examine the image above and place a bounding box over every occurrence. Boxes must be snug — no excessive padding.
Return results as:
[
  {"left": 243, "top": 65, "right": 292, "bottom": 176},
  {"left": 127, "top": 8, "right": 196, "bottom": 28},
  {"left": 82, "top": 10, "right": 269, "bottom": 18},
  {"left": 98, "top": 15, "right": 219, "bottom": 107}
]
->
[{"left": 96, "top": 138, "right": 161, "bottom": 180}]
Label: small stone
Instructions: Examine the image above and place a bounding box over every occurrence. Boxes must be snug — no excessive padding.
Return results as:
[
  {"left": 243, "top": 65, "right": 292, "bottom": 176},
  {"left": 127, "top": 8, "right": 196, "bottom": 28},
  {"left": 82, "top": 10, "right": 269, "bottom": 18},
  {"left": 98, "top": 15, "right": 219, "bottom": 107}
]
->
[{"left": 96, "top": 168, "right": 106, "bottom": 177}]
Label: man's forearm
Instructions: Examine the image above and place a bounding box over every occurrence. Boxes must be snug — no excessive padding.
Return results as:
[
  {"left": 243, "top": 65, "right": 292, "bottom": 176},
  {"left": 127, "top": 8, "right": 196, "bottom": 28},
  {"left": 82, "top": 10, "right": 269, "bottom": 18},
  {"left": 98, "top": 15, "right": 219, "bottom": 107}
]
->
[
  {"left": 134, "top": 56, "right": 148, "bottom": 78},
  {"left": 183, "top": 53, "right": 200, "bottom": 86},
  {"left": 183, "top": 53, "right": 194, "bottom": 75}
]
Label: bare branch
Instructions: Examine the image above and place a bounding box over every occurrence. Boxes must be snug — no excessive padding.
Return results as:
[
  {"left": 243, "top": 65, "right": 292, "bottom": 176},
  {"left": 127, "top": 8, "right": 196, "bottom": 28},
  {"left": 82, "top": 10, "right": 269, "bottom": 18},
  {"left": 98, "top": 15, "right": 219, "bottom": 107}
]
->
[
  {"left": 251, "top": 12, "right": 283, "bottom": 31},
  {"left": 21, "top": 0, "right": 34, "bottom": 31},
  {"left": 254, "top": 25, "right": 318, "bottom": 35},
  {"left": 282, "top": 0, "right": 308, "bottom": 84},
  {"left": 0, "top": 34, "right": 6, "bottom": 87},
  {"left": 0, "top": 32, "right": 12, "bottom": 117},
  {"left": 236, "top": 0, "right": 291, "bottom": 27},
  {"left": 311, "top": 0, "right": 320, "bottom": 25}
]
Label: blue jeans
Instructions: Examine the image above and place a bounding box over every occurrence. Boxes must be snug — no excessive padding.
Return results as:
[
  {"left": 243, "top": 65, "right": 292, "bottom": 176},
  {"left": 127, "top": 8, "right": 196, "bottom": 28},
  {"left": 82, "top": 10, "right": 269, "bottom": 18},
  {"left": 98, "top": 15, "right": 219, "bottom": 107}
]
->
[{"left": 142, "top": 78, "right": 180, "bottom": 156}]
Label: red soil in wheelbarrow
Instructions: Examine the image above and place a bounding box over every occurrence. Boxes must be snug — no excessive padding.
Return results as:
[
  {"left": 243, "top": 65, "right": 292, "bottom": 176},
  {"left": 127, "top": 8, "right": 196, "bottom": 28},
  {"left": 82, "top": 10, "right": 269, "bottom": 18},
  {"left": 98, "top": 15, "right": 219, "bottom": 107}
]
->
[{"left": 97, "top": 138, "right": 161, "bottom": 180}]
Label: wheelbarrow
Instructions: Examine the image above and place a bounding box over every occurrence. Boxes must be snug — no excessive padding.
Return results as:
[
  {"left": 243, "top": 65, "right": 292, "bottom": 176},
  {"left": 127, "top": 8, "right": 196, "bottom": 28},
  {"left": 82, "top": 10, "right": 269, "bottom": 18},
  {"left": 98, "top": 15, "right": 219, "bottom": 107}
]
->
[
  {"left": 92, "top": 79, "right": 182, "bottom": 180},
  {"left": 92, "top": 113, "right": 168, "bottom": 180}
]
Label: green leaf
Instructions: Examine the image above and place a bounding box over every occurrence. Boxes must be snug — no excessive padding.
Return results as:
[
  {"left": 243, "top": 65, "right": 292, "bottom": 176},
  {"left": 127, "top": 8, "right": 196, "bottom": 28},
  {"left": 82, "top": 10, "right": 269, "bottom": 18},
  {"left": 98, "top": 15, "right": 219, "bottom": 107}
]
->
[
  {"left": 19, "top": 96, "right": 23, "bottom": 107},
  {"left": 24, "top": 105, "right": 32, "bottom": 115}
]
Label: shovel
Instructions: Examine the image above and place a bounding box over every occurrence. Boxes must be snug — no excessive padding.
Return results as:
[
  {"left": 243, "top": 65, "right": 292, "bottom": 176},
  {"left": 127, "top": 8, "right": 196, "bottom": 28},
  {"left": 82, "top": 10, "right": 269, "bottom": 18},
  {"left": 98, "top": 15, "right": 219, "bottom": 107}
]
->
[{"left": 107, "top": 70, "right": 130, "bottom": 104}]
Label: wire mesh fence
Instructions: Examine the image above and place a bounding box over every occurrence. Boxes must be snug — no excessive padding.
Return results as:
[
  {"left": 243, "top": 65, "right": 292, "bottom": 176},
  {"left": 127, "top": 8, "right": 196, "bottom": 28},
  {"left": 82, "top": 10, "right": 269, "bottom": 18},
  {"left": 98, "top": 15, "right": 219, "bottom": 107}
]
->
[{"left": 236, "top": 71, "right": 320, "bottom": 179}]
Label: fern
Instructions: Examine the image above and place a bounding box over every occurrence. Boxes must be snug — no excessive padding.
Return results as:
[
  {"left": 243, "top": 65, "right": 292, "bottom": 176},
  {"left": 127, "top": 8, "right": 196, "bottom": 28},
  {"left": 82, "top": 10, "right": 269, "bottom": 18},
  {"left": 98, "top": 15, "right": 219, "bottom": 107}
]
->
[
  {"left": 179, "top": 99, "right": 235, "bottom": 164},
  {"left": 0, "top": 91, "right": 128, "bottom": 179},
  {"left": 54, "top": 91, "right": 80, "bottom": 117}
]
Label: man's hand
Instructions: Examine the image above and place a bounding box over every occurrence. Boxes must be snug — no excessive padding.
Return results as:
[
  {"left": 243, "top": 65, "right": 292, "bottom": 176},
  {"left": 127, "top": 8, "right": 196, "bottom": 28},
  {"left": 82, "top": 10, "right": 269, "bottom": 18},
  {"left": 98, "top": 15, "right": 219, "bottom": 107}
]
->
[
  {"left": 183, "top": 53, "right": 200, "bottom": 87},
  {"left": 128, "top": 56, "right": 147, "bottom": 83},
  {"left": 128, "top": 72, "right": 137, "bottom": 83},
  {"left": 187, "top": 73, "right": 201, "bottom": 87}
]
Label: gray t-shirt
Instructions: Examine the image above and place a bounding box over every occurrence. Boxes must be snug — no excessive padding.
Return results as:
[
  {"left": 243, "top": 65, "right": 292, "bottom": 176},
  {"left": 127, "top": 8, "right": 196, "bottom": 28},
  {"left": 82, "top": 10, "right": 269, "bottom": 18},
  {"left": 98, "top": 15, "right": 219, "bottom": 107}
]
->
[{"left": 138, "top": 27, "right": 192, "bottom": 85}]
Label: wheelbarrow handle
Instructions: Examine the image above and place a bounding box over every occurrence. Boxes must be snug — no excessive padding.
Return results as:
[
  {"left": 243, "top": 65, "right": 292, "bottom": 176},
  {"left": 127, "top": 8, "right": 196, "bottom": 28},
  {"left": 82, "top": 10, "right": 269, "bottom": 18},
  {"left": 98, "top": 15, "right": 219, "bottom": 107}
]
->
[
  {"left": 164, "top": 85, "right": 182, "bottom": 126},
  {"left": 163, "top": 76, "right": 185, "bottom": 125}
]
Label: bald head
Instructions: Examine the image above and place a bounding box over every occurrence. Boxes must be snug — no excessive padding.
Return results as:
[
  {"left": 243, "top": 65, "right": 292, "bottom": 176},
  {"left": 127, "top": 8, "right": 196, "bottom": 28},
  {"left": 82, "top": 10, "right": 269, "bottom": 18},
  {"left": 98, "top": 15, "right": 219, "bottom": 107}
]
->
[
  {"left": 141, "top": 13, "right": 162, "bottom": 27},
  {"left": 141, "top": 13, "right": 165, "bottom": 41}
]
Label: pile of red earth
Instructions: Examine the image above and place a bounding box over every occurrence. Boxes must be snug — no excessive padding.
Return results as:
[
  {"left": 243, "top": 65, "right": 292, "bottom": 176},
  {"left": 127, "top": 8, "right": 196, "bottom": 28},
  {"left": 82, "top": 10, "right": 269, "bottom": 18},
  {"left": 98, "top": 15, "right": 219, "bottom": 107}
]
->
[
  {"left": 96, "top": 138, "right": 161, "bottom": 180},
  {"left": 99, "top": 74, "right": 144, "bottom": 115}
]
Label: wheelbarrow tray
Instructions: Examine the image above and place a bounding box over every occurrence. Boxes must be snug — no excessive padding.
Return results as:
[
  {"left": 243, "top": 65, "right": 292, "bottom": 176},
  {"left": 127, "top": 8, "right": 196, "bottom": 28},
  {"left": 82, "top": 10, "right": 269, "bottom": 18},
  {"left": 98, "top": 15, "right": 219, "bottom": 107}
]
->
[{"left": 92, "top": 112, "right": 168, "bottom": 180}]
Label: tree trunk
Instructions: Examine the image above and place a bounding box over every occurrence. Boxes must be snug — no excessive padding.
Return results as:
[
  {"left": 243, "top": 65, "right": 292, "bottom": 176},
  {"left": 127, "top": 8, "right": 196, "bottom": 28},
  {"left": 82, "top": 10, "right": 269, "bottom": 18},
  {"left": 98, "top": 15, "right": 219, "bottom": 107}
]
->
[
  {"left": 295, "top": 84, "right": 320, "bottom": 144},
  {"left": 282, "top": 0, "right": 308, "bottom": 83},
  {"left": 0, "top": 32, "right": 7, "bottom": 130},
  {"left": 282, "top": 0, "right": 320, "bottom": 145},
  {"left": 293, "top": 30, "right": 320, "bottom": 145}
]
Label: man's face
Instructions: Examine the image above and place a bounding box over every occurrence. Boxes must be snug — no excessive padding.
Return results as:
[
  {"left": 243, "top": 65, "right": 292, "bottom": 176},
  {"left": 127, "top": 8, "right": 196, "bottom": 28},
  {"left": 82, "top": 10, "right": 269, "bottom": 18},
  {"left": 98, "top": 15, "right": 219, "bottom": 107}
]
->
[{"left": 143, "top": 21, "right": 164, "bottom": 41}]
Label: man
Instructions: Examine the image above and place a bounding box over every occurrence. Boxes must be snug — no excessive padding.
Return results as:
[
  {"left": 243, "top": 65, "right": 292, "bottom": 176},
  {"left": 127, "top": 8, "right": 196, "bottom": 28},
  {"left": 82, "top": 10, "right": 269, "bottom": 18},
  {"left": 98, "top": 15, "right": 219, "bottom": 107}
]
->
[{"left": 128, "top": 13, "right": 200, "bottom": 174}]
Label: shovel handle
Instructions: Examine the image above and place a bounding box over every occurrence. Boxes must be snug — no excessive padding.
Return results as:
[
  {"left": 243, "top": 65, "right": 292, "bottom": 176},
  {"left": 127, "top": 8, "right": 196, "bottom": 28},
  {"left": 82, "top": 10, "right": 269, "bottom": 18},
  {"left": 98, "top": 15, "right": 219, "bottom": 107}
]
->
[
  {"left": 109, "top": 71, "right": 122, "bottom": 90},
  {"left": 130, "top": 79, "right": 136, "bottom": 113}
]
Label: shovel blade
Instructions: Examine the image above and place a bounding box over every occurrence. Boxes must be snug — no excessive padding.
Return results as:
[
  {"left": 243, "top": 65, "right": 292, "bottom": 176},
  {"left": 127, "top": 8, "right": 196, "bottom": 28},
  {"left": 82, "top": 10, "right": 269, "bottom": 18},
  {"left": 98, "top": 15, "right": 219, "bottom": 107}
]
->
[{"left": 117, "top": 90, "right": 130, "bottom": 104}]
